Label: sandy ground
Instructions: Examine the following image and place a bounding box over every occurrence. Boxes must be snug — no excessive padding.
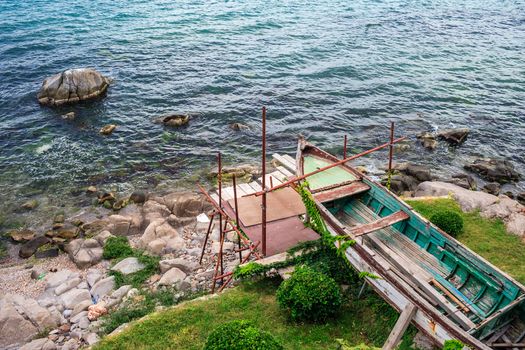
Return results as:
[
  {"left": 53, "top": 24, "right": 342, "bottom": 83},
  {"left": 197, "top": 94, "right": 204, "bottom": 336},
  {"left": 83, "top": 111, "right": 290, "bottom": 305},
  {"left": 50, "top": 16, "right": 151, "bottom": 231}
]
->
[{"left": 0, "top": 253, "right": 106, "bottom": 299}]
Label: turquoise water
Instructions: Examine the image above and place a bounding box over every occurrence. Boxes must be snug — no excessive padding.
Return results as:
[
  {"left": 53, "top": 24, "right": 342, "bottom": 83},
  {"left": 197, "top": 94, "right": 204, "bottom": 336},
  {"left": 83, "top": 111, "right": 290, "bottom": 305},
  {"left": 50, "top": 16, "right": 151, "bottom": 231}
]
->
[{"left": 0, "top": 1, "right": 524, "bottom": 225}]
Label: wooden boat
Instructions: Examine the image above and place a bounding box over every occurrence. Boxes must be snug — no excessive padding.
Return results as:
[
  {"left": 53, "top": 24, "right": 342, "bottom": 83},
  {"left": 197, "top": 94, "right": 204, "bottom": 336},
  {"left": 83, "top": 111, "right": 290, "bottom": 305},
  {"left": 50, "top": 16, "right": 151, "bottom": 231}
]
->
[{"left": 295, "top": 139, "right": 525, "bottom": 350}]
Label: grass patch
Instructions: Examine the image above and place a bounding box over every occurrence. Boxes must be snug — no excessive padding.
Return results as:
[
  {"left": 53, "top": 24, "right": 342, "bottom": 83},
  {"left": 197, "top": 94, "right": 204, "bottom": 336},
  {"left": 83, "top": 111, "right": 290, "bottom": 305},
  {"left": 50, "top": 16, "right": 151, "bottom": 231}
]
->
[
  {"left": 94, "top": 278, "right": 415, "bottom": 350},
  {"left": 406, "top": 198, "right": 525, "bottom": 284},
  {"left": 100, "top": 288, "right": 203, "bottom": 334},
  {"left": 103, "top": 237, "right": 160, "bottom": 288}
]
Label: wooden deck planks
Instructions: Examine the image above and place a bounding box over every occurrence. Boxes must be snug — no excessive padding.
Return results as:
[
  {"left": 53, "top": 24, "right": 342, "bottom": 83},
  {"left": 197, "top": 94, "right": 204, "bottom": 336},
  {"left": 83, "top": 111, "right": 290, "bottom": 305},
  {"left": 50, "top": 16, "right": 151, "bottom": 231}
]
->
[
  {"left": 351, "top": 210, "right": 409, "bottom": 237},
  {"left": 382, "top": 303, "right": 417, "bottom": 350},
  {"left": 272, "top": 153, "right": 296, "bottom": 172}
]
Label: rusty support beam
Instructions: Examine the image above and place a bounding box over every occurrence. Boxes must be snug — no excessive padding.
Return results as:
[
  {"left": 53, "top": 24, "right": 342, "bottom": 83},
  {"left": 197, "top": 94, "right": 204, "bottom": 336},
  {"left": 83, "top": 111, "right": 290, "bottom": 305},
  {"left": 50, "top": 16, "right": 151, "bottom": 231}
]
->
[
  {"left": 388, "top": 122, "right": 395, "bottom": 174},
  {"left": 261, "top": 106, "right": 267, "bottom": 256},
  {"left": 196, "top": 183, "right": 263, "bottom": 261},
  {"left": 218, "top": 241, "right": 261, "bottom": 293},
  {"left": 217, "top": 152, "right": 224, "bottom": 283},
  {"left": 232, "top": 174, "right": 242, "bottom": 263},
  {"left": 255, "top": 136, "right": 407, "bottom": 196},
  {"left": 343, "top": 134, "right": 347, "bottom": 159},
  {"left": 199, "top": 213, "right": 215, "bottom": 265}
]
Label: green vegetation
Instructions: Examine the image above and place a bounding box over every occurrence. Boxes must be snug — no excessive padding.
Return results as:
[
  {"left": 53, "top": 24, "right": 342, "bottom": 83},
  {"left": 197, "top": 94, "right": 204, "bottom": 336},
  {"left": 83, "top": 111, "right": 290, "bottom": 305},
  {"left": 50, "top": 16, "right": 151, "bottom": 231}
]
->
[
  {"left": 430, "top": 209, "right": 464, "bottom": 237},
  {"left": 94, "top": 279, "right": 416, "bottom": 350},
  {"left": 442, "top": 339, "right": 465, "bottom": 350},
  {"left": 204, "top": 320, "right": 284, "bottom": 350},
  {"left": 406, "top": 198, "right": 525, "bottom": 283},
  {"left": 277, "top": 266, "right": 342, "bottom": 322},
  {"left": 336, "top": 340, "right": 380, "bottom": 350},
  {"left": 103, "top": 236, "right": 134, "bottom": 259},
  {"left": 103, "top": 237, "right": 160, "bottom": 288},
  {"left": 100, "top": 288, "right": 201, "bottom": 334}
]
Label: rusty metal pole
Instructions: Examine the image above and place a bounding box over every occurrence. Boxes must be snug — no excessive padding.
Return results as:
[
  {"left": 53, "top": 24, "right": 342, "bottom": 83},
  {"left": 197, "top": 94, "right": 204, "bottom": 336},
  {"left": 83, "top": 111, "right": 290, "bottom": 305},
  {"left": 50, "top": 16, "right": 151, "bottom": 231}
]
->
[
  {"left": 388, "top": 122, "right": 395, "bottom": 174},
  {"left": 261, "top": 106, "right": 267, "bottom": 256},
  {"left": 343, "top": 135, "right": 347, "bottom": 159},
  {"left": 232, "top": 175, "right": 242, "bottom": 263},
  {"left": 217, "top": 152, "right": 224, "bottom": 283},
  {"left": 199, "top": 213, "right": 215, "bottom": 265}
]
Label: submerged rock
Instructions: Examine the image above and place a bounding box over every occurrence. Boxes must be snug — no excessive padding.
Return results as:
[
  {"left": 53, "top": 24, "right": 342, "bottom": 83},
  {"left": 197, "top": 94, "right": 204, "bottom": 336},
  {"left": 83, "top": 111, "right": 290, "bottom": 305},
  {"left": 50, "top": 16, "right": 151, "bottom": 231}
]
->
[
  {"left": 416, "top": 132, "right": 437, "bottom": 150},
  {"left": 465, "top": 158, "right": 520, "bottom": 183},
  {"left": 437, "top": 128, "right": 469, "bottom": 145},
  {"left": 160, "top": 114, "right": 190, "bottom": 127},
  {"left": 482, "top": 182, "right": 501, "bottom": 196},
  {"left": 446, "top": 173, "right": 477, "bottom": 190},
  {"left": 99, "top": 124, "right": 117, "bottom": 135},
  {"left": 19, "top": 236, "right": 50, "bottom": 258},
  {"left": 61, "top": 111, "right": 76, "bottom": 120},
  {"left": 230, "top": 122, "right": 250, "bottom": 131},
  {"left": 37, "top": 68, "right": 110, "bottom": 106},
  {"left": 130, "top": 191, "right": 147, "bottom": 204},
  {"left": 8, "top": 229, "right": 35, "bottom": 242}
]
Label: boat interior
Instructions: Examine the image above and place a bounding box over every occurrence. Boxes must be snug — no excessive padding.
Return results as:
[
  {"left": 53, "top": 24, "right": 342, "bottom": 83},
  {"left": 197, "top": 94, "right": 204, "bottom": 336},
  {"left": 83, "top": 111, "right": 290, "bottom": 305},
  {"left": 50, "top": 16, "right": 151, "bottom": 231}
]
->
[{"left": 301, "top": 151, "right": 525, "bottom": 346}]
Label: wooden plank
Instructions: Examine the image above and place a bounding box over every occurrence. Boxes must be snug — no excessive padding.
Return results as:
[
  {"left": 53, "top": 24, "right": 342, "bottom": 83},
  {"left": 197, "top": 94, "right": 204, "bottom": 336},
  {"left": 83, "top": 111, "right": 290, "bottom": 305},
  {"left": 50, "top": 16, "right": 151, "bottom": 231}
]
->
[
  {"left": 234, "top": 185, "right": 247, "bottom": 197},
  {"left": 314, "top": 182, "right": 371, "bottom": 203},
  {"left": 239, "top": 183, "right": 256, "bottom": 195},
  {"left": 351, "top": 211, "right": 409, "bottom": 237},
  {"left": 211, "top": 193, "right": 219, "bottom": 205},
  {"left": 277, "top": 165, "right": 294, "bottom": 178},
  {"left": 367, "top": 234, "right": 477, "bottom": 330},
  {"left": 382, "top": 303, "right": 417, "bottom": 350},
  {"left": 248, "top": 181, "right": 262, "bottom": 192},
  {"left": 270, "top": 170, "right": 287, "bottom": 182},
  {"left": 282, "top": 154, "right": 296, "bottom": 168},
  {"left": 272, "top": 153, "right": 296, "bottom": 171},
  {"left": 221, "top": 187, "right": 235, "bottom": 200},
  {"left": 258, "top": 174, "right": 283, "bottom": 189}
]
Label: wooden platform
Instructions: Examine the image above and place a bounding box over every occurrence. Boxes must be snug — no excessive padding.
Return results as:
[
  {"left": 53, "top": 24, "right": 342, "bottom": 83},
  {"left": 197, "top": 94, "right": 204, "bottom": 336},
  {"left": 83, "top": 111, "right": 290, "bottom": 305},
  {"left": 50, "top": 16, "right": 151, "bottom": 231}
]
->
[{"left": 209, "top": 153, "right": 318, "bottom": 256}]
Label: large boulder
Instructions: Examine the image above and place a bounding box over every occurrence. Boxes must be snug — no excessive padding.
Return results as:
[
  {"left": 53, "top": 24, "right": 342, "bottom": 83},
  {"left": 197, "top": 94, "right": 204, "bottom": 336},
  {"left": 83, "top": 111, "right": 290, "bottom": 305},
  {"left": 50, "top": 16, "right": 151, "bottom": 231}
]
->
[
  {"left": 465, "top": 158, "right": 520, "bottom": 184},
  {"left": 37, "top": 68, "right": 110, "bottom": 106},
  {"left": 163, "top": 192, "right": 211, "bottom": 217},
  {"left": 158, "top": 267, "right": 186, "bottom": 287},
  {"left": 0, "top": 294, "right": 60, "bottom": 348},
  {"left": 414, "top": 181, "right": 499, "bottom": 212},
  {"left": 65, "top": 239, "right": 103, "bottom": 268}
]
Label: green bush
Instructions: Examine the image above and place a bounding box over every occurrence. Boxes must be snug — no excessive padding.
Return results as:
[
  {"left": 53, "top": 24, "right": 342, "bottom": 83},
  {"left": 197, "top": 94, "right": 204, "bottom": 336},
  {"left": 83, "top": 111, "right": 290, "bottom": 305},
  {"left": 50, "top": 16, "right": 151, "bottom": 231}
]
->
[
  {"left": 203, "top": 320, "right": 283, "bottom": 350},
  {"left": 443, "top": 339, "right": 465, "bottom": 350},
  {"left": 103, "top": 236, "right": 134, "bottom": 260},
  {"left": 430, "top": 210, "right": 464, "bottom": 237},
  {"left": 276, "top": 265, "right": 342, "bottom": 322}
]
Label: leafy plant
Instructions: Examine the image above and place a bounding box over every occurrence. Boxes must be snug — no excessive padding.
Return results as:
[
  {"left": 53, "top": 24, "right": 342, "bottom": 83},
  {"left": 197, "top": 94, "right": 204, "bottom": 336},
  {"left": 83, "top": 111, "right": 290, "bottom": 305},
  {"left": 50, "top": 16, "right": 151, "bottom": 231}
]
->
[
  {"left": 430, "top": 209, "right": 464, "bottom": 237},
  {"left": 443, "top": 339, "right": 465, "bottom": 350},
  {"left": 203, "top": 320, "right": 283, "bottom": 350},
  {"left": 276, "top": 265, "right": 342, "bottom": 322},
  {"left": 103, "top": 236, "right": 134, "bottom": 259}
]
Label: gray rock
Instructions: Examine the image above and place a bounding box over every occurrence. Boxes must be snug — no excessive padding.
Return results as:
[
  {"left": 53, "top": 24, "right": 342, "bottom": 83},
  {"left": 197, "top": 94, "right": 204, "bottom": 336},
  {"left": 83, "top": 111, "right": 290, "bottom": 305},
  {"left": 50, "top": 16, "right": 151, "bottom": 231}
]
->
[
  {"left": 19, "top": 236, "right": 50, "bottom": 259},
  {"left": 70, "top": 311, "right": 88, "bottom": 324},
  {"left": 78, "top": 316, "right": 90, "bottom": 329},
  {"left": 465, "top": 158, "right": 520, "bottom": 184},
  {"left": 130, "top": 191, "right": 147, "bottom": 204},
  {"left": 158, "top": 267, "right": 186, "bottom": 287},
  {"left": 37, "top": 68, "right": 110, "bottom": 106},
  {"left": 0, "top": 296, "right": 38, "bottom": 348},
  {"left": 86, "top": 269, "right": 103, "bottom": 288},
  {"left": 111, "top": 257, "right": 145, "bottom": 275},
  {"left": 84, "top": 332, "right": 100, "bottom": 345},
  {"left": 506, "top": 212, "right": 525, "bottom": 237},
  {"left": 482, "top": 182, "right": 501, "bottom": 196},
  {"left": 415, "top": 181, "right": 499, "bottom": 212},
  {"left": 148, "top": 238, "right": 166, "bottom": 255},
  {"left": 46, "top": 270, "right": 77, "bottom": 289},
  {"left": 60, "top": 289, "right": 92, "bottom": 309},
  {"left": 19, "top": 338, "right": 51, "bottom": 350},
  {"left": 54, "top": 277, "right": 81, "bottom": 296},
  {"left": 94, "top": 230, "right": 114, "bottom": 246},
  {"left": 90, "top": 276, "right": 115, "bottom": 299},
  {"left": 159, "top": 258, "right": 199, "bottom": 274},
  {"left": 10, "top": 294, "right": 60, "bottom": 331},
  {"left": 412, "top": 331, "right": 436, "bottom": 350},
  {"left": 62, "top": 338, "right": 80, "bottom": 350},
  {"left": 71, "top": 299, "right": 93, "bottom": 318},
  {"left": 65, "top": 239, "right": 103, "bottom": 269},
  {"left": 110, "top": 285, "right": 132, "bottom": 302},
  {"left": 416, "top": 132, "right": 437, "bottom": 150}
]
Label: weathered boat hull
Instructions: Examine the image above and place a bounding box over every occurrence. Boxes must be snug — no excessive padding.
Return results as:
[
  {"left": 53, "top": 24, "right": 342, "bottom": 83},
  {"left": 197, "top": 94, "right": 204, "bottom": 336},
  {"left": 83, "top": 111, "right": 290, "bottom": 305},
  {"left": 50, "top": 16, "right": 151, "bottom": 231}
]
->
[{"left": 296, "top": 139, "right": 525, "bottom": 349}]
